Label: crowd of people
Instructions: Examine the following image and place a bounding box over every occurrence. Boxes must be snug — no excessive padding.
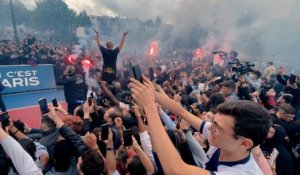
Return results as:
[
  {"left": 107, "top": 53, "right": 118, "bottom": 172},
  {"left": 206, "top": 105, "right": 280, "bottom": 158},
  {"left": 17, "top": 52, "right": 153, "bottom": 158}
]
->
[{"left": 0, "top": 31, "right": 300, "bottom": 175}]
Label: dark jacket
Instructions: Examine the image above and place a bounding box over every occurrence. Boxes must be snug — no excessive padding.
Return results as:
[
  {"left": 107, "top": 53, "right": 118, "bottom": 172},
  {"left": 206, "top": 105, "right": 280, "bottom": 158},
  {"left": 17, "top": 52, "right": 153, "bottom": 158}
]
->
[
  {"left": 28, "top": 128, "right": 59, "bottom": 157},
  {"left": 57, "top": 73, "right": 87, "bottom": 104},
  {"left": 59, "top": 125, "right": 88, "bottom": 157}
]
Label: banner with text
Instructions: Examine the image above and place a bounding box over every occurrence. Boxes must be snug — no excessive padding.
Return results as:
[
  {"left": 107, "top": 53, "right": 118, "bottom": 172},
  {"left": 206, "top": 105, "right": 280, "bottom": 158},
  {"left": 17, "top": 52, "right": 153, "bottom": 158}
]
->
[{"left": 0, "top": 64, "right": 56, "bottom": 94}]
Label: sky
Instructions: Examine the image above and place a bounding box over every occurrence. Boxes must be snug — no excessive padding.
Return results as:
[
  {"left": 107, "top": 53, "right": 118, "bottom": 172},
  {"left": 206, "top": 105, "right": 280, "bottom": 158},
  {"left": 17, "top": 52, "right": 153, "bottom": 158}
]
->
[{"left": 21, "top": 0, "right": 300, "bottom": 71}]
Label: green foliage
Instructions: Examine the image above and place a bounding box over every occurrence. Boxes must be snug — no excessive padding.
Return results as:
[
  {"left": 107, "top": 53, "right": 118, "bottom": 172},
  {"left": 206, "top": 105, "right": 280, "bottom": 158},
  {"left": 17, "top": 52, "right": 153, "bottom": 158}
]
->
[
  {"left": 31, "top": 0, "right": 77, "bottom": 41},
  {"left": 0, "top": 0, "right": 31, "bottom": 26},
  {"left": 76, "top": 11, "right": 92, "bottom": 28}
]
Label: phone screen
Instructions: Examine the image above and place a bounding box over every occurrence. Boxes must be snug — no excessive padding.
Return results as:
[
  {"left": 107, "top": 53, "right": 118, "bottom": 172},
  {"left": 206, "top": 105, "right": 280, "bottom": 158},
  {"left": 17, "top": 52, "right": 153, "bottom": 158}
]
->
[
  {"left": 88, "top": 97, "right": 93, "bottom": 106},
  {"left": 123, "top": 129, "right": 133, "bottom": 146},
  {"left": 101, "top": 124, "right": 109, "bottom": 141},
  {"left": 38, "top": 98, "right": 49, "bottom": 115},
  {"left": 0, "top": 112, "right": 10, "bottom": 128},
  {"left": 52, "top": 98, "right": 58, "bottom": 107},
  {"left": 149, "top": 67, "right": 154, "bottom": 81},
  {"left": 132, "top": 65, "right": 143, "bottom": 83}
]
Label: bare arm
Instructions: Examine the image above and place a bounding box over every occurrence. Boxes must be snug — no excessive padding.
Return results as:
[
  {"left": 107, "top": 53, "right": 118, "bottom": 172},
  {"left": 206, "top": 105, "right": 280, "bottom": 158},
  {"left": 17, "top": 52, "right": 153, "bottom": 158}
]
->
[
  {"left": 105, "top": 129, "right": 117, "bottom": 175},
  {"left": 132, "top": 136, "right": 155, "bottom": 175},
  {"left": 155, "top": 85, "right": 204, "bottom": 131},
  {"left": 94, "top": 28, "right": 101, "bottom": 48},
  {"left": 129, "top": 76, "right": 210, "bottom": 175},
  {"left": 99, "top": 81, "right": 120, "bottom": 106},
  {"left": 252, "top": 146, "right": 273, "bottom": 175},
  {"left": 118, "top": 31, "right": 128, "bottom": 51}
]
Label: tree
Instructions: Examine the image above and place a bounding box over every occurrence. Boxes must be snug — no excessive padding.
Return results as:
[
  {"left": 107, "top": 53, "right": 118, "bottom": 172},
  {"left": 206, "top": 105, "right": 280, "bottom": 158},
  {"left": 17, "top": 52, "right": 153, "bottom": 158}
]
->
[
  {"left": 145, "top": 19, "right": 155, "bottom": 27},
  {"left": 75, "top": 11, "right": 92, "bottom": 28},
  {"left": 155, "top": 16, "right": 162, "bottom": 27},
  {"left": 32, "top": 0, "right": 77, "bottom": 41},
  {"left": 0, "top": 0, "right": 31, "bottom": 26}
]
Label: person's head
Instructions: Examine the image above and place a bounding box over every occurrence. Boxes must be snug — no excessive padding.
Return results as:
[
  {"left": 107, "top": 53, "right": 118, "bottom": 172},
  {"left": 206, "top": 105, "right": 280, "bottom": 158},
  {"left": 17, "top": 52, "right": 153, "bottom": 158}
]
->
[
  {"left": 276, "top": 104, "right": 295, "bottom": 122},
  {"left": 220, "top": 80, "right": 236, "bottom": 96},
  {"left": 126, "top": 156, "right": 146, "bottom": 175},
  {"left": 53, "top": 140, "right": 75, "bottom": 172},
  {"left": 206, "top": 92, "right": 225, "bottom": 110},
  {"left": 277, "top": 94, "right": 293, "bottom": 105},
  {"left": 106, "top": 41, "right": 113, "bottom": 49},
  {"left": 229, "top": 51, "right": 238, "bottom": 58},
  {"left": 249, "top": 70, "right": 261, "bottom": 80},
  {"left": 113, "top": 81, "right": 122, "bottom": 91},
  {"left": 63, "top": 116, "right": 83, "bottom": 134},
  {"left": 208, "top": 101, "right": 271, "bottom": 152},
  {"left": 104, "top": 106, "right": 123, "bottom": 124},
  {"left": 110, "top": 113, "right": 123, "bottom": 129},
  {"left": 65, "top": 65, "right": 76, "bottom": 76},
  {"left": 77, "top": 149, "right": 104, "bottom": 175},
  {"left": 238, "top": 74, "right": 246, "bottom": 83},
  {"left": 41, "top": 115, "right": 56, "bottom": 131}
]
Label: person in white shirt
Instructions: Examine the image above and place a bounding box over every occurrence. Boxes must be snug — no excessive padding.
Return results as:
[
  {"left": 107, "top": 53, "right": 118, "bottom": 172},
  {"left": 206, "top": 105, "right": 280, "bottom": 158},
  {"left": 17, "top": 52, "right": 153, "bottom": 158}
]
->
[{"left": 129, "top": 76, "right": 272, "bottom": 175}]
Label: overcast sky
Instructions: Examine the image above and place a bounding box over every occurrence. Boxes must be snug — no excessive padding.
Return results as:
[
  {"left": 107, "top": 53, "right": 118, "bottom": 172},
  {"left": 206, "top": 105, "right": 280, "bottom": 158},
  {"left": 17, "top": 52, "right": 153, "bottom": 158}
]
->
[{"left": 21, "top": 0, "right": 300, "bottom": 70}]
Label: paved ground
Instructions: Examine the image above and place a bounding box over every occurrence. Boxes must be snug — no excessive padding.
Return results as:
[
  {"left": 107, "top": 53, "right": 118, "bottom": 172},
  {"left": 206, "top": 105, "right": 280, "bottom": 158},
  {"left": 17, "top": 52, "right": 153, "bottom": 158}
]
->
[{"left": 2, "top": 90, "right": 66, "bottom": 128}]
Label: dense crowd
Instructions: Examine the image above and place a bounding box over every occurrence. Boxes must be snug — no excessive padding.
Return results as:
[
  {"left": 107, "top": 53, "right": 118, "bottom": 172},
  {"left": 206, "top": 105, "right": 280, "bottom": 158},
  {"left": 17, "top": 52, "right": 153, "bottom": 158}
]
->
[{"left": 0, "top": 33, "right": 300, "bottom": 175}]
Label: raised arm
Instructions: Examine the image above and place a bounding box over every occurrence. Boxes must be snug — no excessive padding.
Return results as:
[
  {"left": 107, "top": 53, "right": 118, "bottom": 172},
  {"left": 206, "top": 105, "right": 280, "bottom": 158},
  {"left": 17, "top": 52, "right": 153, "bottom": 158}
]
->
[
  {"left": 118, "top": 31, "right": 128, "bottom": 51},
  {"left": 155, "top": 84, "right": 204, "bottom": 131},
  {"left": 0, "top": 123, "right": 42, "bottom": 175},
  {"left": 94, "top": 28, "right": 101, "bottom": 48},
  {"left": 132, "top": 136, "right": 155, "bottom": 175},
  {"left": 129, "top": 76, "right": 210, "bottom": 175}
]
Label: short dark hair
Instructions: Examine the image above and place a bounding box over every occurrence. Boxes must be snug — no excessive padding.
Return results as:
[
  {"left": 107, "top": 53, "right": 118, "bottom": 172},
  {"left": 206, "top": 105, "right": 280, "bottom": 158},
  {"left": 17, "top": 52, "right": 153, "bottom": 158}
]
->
[
  {"left": 217, "top": 100, "right": 272, "bottom": 147},
  {"left": 206, "top": 92, "right": 225, "bottom": 110},
  {"left": 221, "top": 80, "right": 236, "bottom": 90},
  {"left": 282, "top": 94, "right": 294, "bottom": 104},
  {"left": 253, "top": 70, "right": 262, "bottom": 79},
  {"left": 53, "top": 140, "right": 75, "bottom": 172},
  {"left": 41, "top": 115, "right": 56, "bottom": 129},
  {"left": 279, "top": 104, "right": 295, "bottom": 114},
  {"left": 127, "top": 156, "right": 146, "bottom": 175},
  {"left": 80, "top": 149, "right": 104, "bottom": 175},
  {"left": 109, "top": 106, "right": 123, "bottom": 119}
]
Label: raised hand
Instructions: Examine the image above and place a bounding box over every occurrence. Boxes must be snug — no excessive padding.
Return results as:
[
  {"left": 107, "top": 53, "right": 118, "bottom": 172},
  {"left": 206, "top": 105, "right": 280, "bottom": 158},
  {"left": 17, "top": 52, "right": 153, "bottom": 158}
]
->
[
  {"left": 84, "top": 132, "right": 98, "bottom": 150},
  {"left": 123, "top": 31, "right": 129, "bottom": 36},
  {"left": 129, "top": 75, "right": 156, "bottom": 109},
  {"left": 93, "top": 28, "right": 99, "bottom": 35}
]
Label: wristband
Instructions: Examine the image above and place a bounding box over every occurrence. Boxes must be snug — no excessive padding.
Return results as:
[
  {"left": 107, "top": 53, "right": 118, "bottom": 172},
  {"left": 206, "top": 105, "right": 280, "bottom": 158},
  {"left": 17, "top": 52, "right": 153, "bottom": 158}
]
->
[
  {"left": 12, "top": 129, "right": 19, "bottom": 135},
  {"left": 106, "top": 147, "right": 114, "bottom": 151}
]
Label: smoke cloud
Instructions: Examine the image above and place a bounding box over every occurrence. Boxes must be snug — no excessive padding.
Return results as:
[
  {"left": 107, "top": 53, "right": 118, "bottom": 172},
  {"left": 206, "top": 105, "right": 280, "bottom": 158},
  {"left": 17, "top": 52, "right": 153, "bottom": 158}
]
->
[{"left": 22, "top": 0, "right": 300, "bottom": 73}]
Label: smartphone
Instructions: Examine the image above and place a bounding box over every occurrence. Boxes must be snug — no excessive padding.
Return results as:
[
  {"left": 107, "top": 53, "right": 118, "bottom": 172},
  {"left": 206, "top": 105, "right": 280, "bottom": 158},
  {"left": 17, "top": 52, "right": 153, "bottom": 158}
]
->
[
  {"left": 101, "top": 124, "right": 109, "bottom": 141},
  {"left": 268, "top": 148, "right": 279, "bottom": 167},
  {"left": 38, "top": 98, "right": 49, "bottom": 115},
  {"left": 149, "top": 67, "right": 155, "bottom": 81},
  {"left": 123, "top": 129, "right": 133, "bottom": 146},
  {"left": 0, "top": 112, "right": 10, "bottom": 128},
  {"left": 88, "top": 97, "right": 93, "bottom": 106},
  {"left": 52, "top": 98, "right": 59, "bottom": 107},
  {"left": 132, "top": 65, "right": 143, "bottom": 83},
  {"left": 289, "top": 74, "right": 296, "bottom": 84}
]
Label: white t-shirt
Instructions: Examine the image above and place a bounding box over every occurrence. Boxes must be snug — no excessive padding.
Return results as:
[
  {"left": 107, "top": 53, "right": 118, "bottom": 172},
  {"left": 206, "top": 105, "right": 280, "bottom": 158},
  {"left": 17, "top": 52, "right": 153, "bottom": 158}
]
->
[{"left": 199, "top": 121, "right": 263, "bottom": 175}]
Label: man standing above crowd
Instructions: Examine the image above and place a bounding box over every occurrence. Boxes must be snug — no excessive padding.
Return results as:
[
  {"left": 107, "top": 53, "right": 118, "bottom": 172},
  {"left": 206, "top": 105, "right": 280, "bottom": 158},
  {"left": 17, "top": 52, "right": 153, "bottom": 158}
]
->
[{"left": 94, "top": 29, "right": 128, "bottom": 84}]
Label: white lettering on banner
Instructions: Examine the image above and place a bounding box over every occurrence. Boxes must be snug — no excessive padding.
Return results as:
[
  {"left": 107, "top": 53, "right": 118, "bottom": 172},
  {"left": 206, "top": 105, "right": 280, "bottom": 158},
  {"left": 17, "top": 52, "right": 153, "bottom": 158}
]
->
[
  {"left": 1, "top": 77, "right": 40, "bottom": 88},
  {"left": 2, "top": 79, "right": 12, "bottom": 88},
  {"left": 29, "top": 77, "right": 40, "bottom": 86},
  {"left": 13, "top": 78, "right": 23, "bottom": 87},
  {"left": 6, "top": 70, "right": 38, "bottom": 78}
]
